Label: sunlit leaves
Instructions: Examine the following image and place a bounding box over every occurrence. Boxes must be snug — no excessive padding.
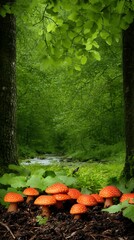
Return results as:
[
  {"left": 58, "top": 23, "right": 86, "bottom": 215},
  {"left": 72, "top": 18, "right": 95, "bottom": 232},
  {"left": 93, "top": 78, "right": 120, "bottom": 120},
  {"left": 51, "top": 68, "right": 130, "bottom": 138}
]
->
[
  {"left": 47, "top": 22, "right": 56, "bottom": 32},
  {"left": 81, "top": 55, "right": 87, "bottom": 65},
  {"left": 74, "top": 65, "right": 81, "bottom": 71},
  {"left": 68, "top": 12, "right": 78, "bottom": 21},
  {"left": 15, "top": 0, "right": 134, "bottom": 70},
  {"left": 90, "top": 50, "right": 101, "bottom": 61},
  {"left": 100, "top": 30, "right": 109, "bottom": 40}
]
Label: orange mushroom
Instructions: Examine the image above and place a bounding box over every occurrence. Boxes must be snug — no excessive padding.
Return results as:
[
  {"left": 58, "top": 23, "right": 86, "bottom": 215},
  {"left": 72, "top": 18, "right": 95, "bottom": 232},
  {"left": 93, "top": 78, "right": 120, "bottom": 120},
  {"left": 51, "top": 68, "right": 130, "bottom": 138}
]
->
[
  {"left": 120, "top": 193, "right": 134, "bottom": 204},
  {"left": 68, "top": 188, "right": 81, "bottom": 200},
  {"left": 45, "top": 182, "right": 69, "bottom": 194},
  {"left": 34, "top": 195, "right": 56, "bottom": 217},
  {"left": 99, "top": 185, "right": 122, "bottom": 208},
  {"left": 53, "top": 193, "right": 71, "bottom": 209},
  {"left": 91, "top": 194, "right": 104, "bottom": 204},
  {"left": 70, "top": 203, "right": 87, "bottom": 219},
  {"left": 4, "top": 192, "right": 24, "bottom": 212},
  {"left": 23, "top": 187, "right": 39, "bottom": 203},
  {"left": 77, "top": 194, "right": 97, "bottom": 208}
]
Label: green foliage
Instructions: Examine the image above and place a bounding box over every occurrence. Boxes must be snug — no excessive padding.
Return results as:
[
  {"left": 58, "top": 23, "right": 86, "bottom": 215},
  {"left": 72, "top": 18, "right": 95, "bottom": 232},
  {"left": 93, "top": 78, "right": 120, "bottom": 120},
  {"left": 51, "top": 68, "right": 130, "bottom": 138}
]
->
[
  {"left": 0, "top": 153, "right": 124, "bottom": 205},
  {"left": 113, "top": 177, "right": 134, "bottom": 193},
  {"left": 103, "top": 177, "right": 134, "bottom": 223},
  {"left": 0, "top": 164, "right": 78, "bottom": 205},
  {"left": 19, "top": 0, "right": 133, "bottom": 67},
  {"left": 0, "top": 4, "right": 11, "bottom": 17},
  {"left": 16, "top": 0, "right": 124, "bottom": 158},
  {"left": 103, "top": 200, "right": 134, "bottom": 223},
  {"left": 36, "top": 216, "right": 48, "bottom": 225}
]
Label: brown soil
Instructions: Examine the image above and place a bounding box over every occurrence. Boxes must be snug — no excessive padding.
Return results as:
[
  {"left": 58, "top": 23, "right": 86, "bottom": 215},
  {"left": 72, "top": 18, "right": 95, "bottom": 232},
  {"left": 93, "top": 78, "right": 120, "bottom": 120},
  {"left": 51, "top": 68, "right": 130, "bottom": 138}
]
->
[{"left": 0, "top": 201, "right": 134, "bottom": 240}]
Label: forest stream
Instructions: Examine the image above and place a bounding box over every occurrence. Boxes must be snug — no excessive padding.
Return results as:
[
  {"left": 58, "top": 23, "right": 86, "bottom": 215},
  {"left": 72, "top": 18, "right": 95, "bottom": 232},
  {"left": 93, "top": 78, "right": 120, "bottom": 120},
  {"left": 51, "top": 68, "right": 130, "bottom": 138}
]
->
[{"left": 21, "top": 154, "right": 88, "bottom": 168}]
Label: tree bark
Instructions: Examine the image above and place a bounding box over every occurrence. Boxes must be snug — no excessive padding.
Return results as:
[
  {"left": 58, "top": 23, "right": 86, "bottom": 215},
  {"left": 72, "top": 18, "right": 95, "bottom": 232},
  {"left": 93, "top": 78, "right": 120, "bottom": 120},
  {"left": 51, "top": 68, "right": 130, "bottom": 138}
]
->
[
  {"left": 122, "top": 20, "right": 134, "bottom": 179},
  {"left": 0, "top": 1, "right": 18, "bottom": 170}
]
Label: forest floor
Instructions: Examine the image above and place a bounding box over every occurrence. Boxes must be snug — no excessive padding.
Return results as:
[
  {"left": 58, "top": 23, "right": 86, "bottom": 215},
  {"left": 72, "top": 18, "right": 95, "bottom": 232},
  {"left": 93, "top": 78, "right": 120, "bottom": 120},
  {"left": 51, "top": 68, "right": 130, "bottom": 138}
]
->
[{"left": 0, "top": 201, "right": 134, "bottom": 240}]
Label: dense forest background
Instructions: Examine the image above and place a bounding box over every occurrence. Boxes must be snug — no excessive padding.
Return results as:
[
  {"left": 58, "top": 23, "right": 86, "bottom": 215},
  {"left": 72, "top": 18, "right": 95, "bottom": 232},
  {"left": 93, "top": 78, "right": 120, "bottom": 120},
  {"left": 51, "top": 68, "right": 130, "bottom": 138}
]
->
[{"left": 16, "top": 10, "right": 124, "bottom": 160}]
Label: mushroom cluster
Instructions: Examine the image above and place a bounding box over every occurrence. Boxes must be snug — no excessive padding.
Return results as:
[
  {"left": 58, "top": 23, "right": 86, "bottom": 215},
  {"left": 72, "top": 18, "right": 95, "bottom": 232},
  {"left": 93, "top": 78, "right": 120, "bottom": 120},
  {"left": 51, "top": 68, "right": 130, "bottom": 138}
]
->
[{"left": 4, "top": 182, "right": 134, "bottom": 221}]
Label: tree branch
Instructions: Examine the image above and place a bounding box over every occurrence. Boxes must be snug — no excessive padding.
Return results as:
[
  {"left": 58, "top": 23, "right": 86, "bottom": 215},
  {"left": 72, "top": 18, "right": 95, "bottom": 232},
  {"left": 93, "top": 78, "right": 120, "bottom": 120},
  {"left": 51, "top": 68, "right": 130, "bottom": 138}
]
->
[{"left": 0, "top": 221, "right": 16, "bottom": 239}]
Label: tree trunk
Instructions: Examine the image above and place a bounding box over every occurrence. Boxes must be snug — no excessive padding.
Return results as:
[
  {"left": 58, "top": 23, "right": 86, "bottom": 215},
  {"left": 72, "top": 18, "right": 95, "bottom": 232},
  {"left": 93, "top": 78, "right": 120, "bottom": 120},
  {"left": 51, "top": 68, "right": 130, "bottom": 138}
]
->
[
  {"left": 0, "top": 1, "right": 18, "bottom": 171},
  {"left": 122, "top": 20, "right": 134, "bottom": 180}
]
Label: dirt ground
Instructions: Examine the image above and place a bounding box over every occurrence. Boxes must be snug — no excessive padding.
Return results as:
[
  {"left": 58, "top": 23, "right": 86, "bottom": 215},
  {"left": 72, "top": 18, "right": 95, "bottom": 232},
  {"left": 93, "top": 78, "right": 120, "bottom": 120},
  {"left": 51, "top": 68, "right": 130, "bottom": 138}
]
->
[{"left": 0, "top": 201, "right": 134, "bottom": 240}]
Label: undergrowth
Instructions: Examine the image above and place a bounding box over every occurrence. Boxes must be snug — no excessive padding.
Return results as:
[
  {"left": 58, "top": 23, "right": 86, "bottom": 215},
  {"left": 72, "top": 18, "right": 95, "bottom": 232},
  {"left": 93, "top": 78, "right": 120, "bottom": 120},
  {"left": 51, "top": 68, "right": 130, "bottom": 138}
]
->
[{"left": 0, "top": 158, "right": 134, "bottom": 223}]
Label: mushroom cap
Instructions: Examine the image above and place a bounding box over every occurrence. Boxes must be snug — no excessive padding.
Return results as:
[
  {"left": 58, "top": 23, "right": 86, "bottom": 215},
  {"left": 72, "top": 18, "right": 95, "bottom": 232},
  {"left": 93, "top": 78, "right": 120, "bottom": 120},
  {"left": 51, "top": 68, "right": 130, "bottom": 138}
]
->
[
  {"left": 99, "top": 185, "right": 122, "bottom": 198},
  {"left": 23, "top": 187, "right": 39, "bottom": 196},
  {"left": 45, "top": 182, "right": 69, "bottom": 194},
  {"left": 120, "top": 193, "right": 134, "bottom": 204},
  {"left": 54, "top": 193, "right": 71, "bottom": 201},
  {"left": 91, "top": 194, "right": 104, "bottom": 203},
  {"left": 77, "top": 194, "right": 97, "bottom": 206},
  {"left": 4, "top": 192, "right": 24, "bottom": 203},
  {"left": 68, "top": 188, "right": 82, "bottom": 199},
  {"left": 70, "top": 203, "right": 87, "bottom": 215},
  {"left": 34, "top": 195, "right": 56, "bottom": 206}
]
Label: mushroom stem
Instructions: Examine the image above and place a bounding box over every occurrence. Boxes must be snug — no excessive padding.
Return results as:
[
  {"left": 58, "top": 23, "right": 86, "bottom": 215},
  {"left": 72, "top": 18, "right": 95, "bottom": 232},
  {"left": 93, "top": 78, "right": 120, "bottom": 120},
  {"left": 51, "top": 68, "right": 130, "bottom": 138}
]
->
[
  {"left": 74, "top": 214, "right": 81, "bottom": 220},
  {"left": 7, "top": 203, "right": 18, "bottom": 212},
  {"left": 41, "top": 206, "right": 50, "bottom": 217},
  {"left": 26, "top": 196, "right": 34, "bottom": 203},
  {"left": 104, "top": 197, "right": 113, "bottom": 208},
  {"left": 55, "top": 201, "right": 64, "bottom": 209}
]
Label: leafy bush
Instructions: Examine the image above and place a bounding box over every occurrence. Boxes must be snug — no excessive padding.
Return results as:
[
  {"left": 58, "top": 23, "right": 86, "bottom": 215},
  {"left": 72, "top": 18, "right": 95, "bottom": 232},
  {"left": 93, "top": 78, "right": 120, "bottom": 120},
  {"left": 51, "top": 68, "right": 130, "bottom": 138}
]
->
[
  {"left": 103, "top": 178, "right": 134, "bottom": 222},
  {"left": 103, "top": 200, "right": 134, "bottom": 223},
  {"left": 0, "top": 164, "right": 78, "bottom": 205}
]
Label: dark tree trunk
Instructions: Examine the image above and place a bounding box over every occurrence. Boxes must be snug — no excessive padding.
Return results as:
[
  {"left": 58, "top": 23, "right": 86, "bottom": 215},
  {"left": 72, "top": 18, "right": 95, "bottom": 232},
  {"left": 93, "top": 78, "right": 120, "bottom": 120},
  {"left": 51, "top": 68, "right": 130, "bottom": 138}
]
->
[
  {"left": 122, "top": 20, "right": 134, "bottom": 180},
  {"left": 0, "top": 1, "right": 18, "bottom": 170}
]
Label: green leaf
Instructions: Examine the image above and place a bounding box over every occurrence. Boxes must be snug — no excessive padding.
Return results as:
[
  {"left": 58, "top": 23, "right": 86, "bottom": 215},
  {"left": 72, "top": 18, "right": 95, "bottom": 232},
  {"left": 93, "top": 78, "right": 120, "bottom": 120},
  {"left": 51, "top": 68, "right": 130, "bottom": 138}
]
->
[
  {"left": 81, "top": 55, "right": 87, "bottom": 65},
  {"left": 3, "top": 4, "right": 11, "bottom": 14},
  {"left": 74, "top": 65, "right": 81, "bottom": 71},
  {"left": 68, "top": 12, "right": 78, "bottom": 21},
  {"left": 65, "top": 57, "right": 72, "bottom": 65},
  {"left": 81, "top": 187, "right": 92, "bottom": 194},
  {"left": 90, "top": 50, "right": 101, "bottom": 61},
  {"left": 102, "top": 203, "right": 122, "bottom": 213},
  {"left": 126, "top": 178, "right": 134, "bottom": 192},
  {"left": 93, "top": 41, "right": 99, "bottom": 49},
  {"left": 120, "top": 18, "right": 129, "bottom": 30},
  {"left": 100, "top": 30, "right": 109, "bottom": 40},
  {"left": 58, "top": 175, "right": 77, "bottom": 187},
  {"left": 62, "top": 39, "right": 71, "bottom": 48},
  {"left": 0, "top": 173, "right": 16, "bottom": 185},
  {"left": 47, "top": 23, "right": 56, "bottom": 33},
  {"left": 102, "top": 201, "right": 130, "bottom": 214},
  {"left": 123, "top": 205, "right": 134, "bottom": 222},
  {"left": 45, "top": 32, "right": 52, "bottom": 42},
  {"left": 43, "top": 170, "right": 56, "bottom": 178},
  {"left": 85, "top": 39, "right": 93, "bottom": 51},
  {"left": 68, "top": 31, "right": 76, "bottom": 40},
  {"left": 26, "top": 175, "right": 44, "bottom": 190},
  {"left": 116, "top": 0, "right": 125, "bottom": 14},
  {"left": 122, "top": 11, "right": 134, "bottom": 24},
  {"left": 106, "top": 36, "right": 112, "bottom": 46},
  {"left": 0, "top": 8, "right": 6, "bottom": 17},
  {"left": 10, "top": 176, "right": 27, "bottom": 188},
  {"left": 36, "top": 215, "right": 48, "bottom": 225},
  {"left": 43, "top": 176, "right": 61, "bottom": 188}
]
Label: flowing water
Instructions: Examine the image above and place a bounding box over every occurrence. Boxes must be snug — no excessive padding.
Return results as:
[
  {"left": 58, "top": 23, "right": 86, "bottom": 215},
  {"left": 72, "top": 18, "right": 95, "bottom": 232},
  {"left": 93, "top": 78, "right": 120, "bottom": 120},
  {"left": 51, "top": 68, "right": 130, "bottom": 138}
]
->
[{"left": 22, "top": 154, "right": 62, "bottom": 166}]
